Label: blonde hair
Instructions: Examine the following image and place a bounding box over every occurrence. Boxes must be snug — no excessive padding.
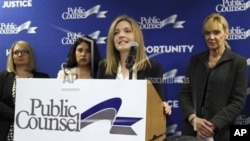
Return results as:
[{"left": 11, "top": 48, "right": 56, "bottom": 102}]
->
[
  {"left": 202, "top": 13, "right": 230, "bottom": 48},
  {"left": 105, "top": 14, "right": 150, "bottom": 75},
  {"left": 7, "top": 40, "right": 37, "bottom": 72}
]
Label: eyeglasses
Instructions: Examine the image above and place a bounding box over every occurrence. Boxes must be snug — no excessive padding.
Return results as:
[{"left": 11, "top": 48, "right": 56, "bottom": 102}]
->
[{"left": 13, "top": 50, "right": 29, "bottom": 56}]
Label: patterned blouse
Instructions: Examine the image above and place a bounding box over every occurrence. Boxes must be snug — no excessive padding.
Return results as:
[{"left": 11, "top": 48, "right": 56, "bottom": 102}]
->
[
  {"left": 7, "top": 74, "right": 33, "bottom": 141},
  {"left": 7, "top": 77, "right": 16, "bottom": 141}
]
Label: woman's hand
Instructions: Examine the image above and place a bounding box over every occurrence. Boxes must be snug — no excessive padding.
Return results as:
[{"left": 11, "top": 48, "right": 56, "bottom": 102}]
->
[
  {"left": 163, "top": 101, "right": 172, "bottom": 115},
  {"left": 193, "top": 117, "right": 215, "bottom": 139}
]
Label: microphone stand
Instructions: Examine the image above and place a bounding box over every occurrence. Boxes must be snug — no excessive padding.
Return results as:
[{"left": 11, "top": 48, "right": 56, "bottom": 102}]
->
[
  {"left": 126, "top": 61, "right": 134, "bottom": 80},
  {"left": 129, "top": 69, "right": 133, "bottom": 80},
  {"left": 126, "top": 43, "right": 137, "bottom": 80}
]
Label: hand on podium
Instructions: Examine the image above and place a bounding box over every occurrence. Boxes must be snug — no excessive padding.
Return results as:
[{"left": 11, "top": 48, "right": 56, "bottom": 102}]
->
[{"left": 163, "top": 101, "right": 172, "bottom": 115}]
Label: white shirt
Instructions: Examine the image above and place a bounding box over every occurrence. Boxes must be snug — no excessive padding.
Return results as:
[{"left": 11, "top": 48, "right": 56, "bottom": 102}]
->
[
  {"left": 116, "top": 64, "right": 137, "bottom": 80},
  {"left": 57, "top": 67, "right": 78, "bottom": 79}
]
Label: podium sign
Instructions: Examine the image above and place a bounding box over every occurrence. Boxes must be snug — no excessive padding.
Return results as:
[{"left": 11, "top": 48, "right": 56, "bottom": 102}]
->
[{"left": 14, "top": 79, "right": 148, "bottom": 141}]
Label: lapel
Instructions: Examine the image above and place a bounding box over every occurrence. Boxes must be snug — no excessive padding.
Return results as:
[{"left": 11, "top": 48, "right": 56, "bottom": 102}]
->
[{"left": 137, "top": 68, "right": 149, "bottom": 80}]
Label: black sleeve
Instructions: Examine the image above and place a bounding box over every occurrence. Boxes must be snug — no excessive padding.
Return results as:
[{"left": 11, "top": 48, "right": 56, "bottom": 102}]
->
[
  {"left": 148, "top": 60, "right": 165, "bottom": 101},
  {"left": 0, "top": 71, "right": 15, "bottom": 120},
  {"left": 33, "top": 72, "right": 50, "bottom": 78},
  {"left": 97, "top": 60, "right": 106, "bottom": 79}
]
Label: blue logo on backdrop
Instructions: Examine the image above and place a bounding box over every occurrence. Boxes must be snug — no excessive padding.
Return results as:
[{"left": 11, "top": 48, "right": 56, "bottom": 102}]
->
[
  {"left": 0, "top": 21, "right": 37, "bottom": 34},
  {"left": 50, "top": 24, "right": 107, "bottom": 45},
  {"left": 216, "top": 0, "right": 250, "bottom": 12},
  {"left": 235, "top": 115, "right": 250, "bottom": 125},
  {"left": 247, "top": 58, "right": 250, "bottom": 66},
  {"left": 163, "top": 69, "right": 189, "bottom": 84},
  {"left": 60, "top": 31, "right": 106, "bottom": 45},
  {"left": 62, "top": 5, "right": 108, "bottom": 20},
  {"left": 167, "top": 124, "right": 181, "bottom": 136},
  {"left": 15, "top": 97, "right": 142, "bottom": 135},
  {"left": 81, "top": 98, "right": 142, "bottom": 135},
  {"left": 138, "top": 14, "right": 185, "bottom": 29},
  {"left": 228, "top": 26, "right": 250, "bottom": 40}
]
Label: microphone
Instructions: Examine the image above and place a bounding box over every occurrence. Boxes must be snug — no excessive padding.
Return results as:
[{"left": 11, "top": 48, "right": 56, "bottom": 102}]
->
[{"left": 125, "top": 42, "right": 138, "bottom": 70}]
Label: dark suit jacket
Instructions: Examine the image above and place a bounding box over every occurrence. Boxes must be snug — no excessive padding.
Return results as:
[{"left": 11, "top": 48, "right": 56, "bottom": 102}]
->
[
  {"left": 179, "top": 48, "right": 248, "bottom": 141},
  {"left": 97, "top": 59, "right": 165, "bottom": 101},
  {"left": 0, "top": 71, "right": 49, "bottom": 141}
]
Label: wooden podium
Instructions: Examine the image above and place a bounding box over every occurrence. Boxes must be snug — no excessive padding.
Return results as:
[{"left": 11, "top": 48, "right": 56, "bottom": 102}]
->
[{"left": 146, "top": 81, "right": 167, "bottom": 141}]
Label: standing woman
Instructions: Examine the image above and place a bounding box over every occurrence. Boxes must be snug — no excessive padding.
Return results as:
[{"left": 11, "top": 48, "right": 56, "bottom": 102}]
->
[
  {"left": 57, "top": 35, "right": 101, "bottom": 79},
  {"left": 0, "top": 40, "right": 49, "bottom": 141},
  {"left": 179, "top": 13, "right": 248, "bottom": 141},
  {"left": 97, "top": 15, "right": 172, "bottom": 115}
]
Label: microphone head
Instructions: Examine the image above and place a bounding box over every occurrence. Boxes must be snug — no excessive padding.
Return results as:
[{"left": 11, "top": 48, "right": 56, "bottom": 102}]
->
[
  {"left": 125, "top": 41, "right": 138, "bottom": 69},
  {"left": 130, "top": 41, "right": 138, "bottom": 49}
]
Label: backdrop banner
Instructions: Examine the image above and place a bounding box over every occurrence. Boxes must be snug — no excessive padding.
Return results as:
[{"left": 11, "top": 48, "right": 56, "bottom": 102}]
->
[{"left": 1, "top": 0, "right": 249, "bottom": 136}]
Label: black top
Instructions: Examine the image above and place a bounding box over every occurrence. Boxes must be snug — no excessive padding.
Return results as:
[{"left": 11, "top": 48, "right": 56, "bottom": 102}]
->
[{"left": 0, "top": 71, "right": 49, "bottom": 141}]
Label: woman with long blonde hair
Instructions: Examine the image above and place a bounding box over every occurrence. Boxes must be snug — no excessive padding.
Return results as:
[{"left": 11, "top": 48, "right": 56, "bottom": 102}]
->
[{"left": 97, "top": 15, "right": 172, "bottom": 116}]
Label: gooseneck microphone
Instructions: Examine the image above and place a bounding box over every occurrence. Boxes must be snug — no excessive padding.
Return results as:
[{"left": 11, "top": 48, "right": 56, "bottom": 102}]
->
[{"left": 125, "top": 42, "right": 138, "bottom": 79}]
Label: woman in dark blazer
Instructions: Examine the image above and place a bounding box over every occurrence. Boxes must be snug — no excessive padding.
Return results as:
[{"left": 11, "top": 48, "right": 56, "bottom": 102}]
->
[
  {"left": 98, "top": 59, "right": 165, "bottom": 100},
  {"left": 96, "top": 14, "right": 171, "bottom": 116},
  {"left": 0, "top": 40, "right": 49, "bottom": 141},
  {"left": 179, "top": 13, "right": 248, "bottom": 141}
]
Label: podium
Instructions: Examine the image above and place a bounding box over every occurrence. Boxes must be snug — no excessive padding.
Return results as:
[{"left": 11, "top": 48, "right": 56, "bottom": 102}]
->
[
  {"left": 146, "top": 81, "right": 167, "bottom": 141},
  {"left": 14, "top": 79, "right": 166, "bottom": 141}
]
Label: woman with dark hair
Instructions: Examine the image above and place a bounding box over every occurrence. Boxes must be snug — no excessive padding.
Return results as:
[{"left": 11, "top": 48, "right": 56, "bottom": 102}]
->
[{"left": 57, "top": 35, "right": 101, "bottom": 79}]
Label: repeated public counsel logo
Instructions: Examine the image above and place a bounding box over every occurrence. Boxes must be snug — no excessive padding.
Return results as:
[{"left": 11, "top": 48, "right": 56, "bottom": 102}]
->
[
  {"left": 50, "top": 24, "right": 107, "bottom": 45},
  {"left": 62, "top": 5, "right": 108, "bottom": 20},
  {"left": 216, "top": 0, "right": 250, "bottom": 12},
  {"left": 138, "top": 14, "right": 186, "bottom": 29},
  {"left": 15, "top": 98, "right": 142, "bottom": 135},
  {"left": 60, "top": 31, "right": 107, "bottom": 45},
  {"left": 163, "top": 69, "right": 189, "bottom": 84},
  {"left": 0, "top": 21, "right": 37, "bottom": 34},
  {"left": 228, "top": 26, "right": 250, "bottom": 40}
]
